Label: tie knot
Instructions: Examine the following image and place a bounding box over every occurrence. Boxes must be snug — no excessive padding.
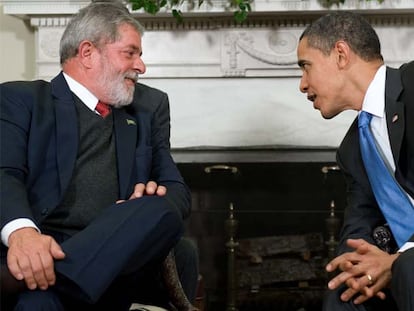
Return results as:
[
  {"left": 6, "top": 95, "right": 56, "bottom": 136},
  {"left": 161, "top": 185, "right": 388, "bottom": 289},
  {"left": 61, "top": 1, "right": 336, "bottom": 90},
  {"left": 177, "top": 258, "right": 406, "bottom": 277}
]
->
[
  {"left": 358, "top": 110, "right": 373, "bottom": 128},
  {"left": 96, "top": 101, "right": 111, "bottom": 118}
]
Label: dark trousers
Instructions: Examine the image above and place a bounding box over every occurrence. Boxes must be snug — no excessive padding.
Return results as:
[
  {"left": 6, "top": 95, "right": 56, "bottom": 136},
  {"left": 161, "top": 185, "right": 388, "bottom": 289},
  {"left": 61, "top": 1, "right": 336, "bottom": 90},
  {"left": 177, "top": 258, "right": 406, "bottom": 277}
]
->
[
  {"left": 323, "top": 248, "right": 414, "bottom": 311},
  {"left": 1, "top": 196, "right": 183, "bottom": 310}
]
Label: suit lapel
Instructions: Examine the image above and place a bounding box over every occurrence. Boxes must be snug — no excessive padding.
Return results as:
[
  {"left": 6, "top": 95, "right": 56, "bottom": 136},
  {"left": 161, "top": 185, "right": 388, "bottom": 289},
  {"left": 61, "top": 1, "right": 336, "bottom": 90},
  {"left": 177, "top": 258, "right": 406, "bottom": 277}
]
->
[
  {"left": 113, "top": 109, "right": 138, "bottom": 199},
  {"left": 51, "top": 73, "right": 79, "bottom": 195},
  {"left": 385, "top": 67, "right": 404, "bottom": 164}
]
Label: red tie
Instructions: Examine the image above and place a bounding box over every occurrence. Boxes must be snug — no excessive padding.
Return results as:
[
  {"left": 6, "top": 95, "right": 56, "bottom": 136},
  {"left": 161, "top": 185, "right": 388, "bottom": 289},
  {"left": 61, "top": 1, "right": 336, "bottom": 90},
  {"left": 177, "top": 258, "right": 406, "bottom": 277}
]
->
[{"left": 96, "top": 101, "right": 111, "bottom": 118}]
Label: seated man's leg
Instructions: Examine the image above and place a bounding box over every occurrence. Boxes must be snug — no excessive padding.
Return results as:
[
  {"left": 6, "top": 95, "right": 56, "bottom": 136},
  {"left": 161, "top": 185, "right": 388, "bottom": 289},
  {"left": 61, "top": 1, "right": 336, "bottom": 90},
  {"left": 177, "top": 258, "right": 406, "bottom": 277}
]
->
[
  {"left": 1, "top": 198, "right": 182, "bottom": 309},
  {"left": 13, "top": 289, "right": 64, "bottom": 311},
  {"left": 391, "top": 247, "right": 414, "bottom": 311},
  {"left": 323, "top": 285, "right": 367, "bottom": 311},
  {"left": 54, "top": 197, "right": 183, "bottom": 304},
  {"left": 173, "top": 237, "right": 199, "bottom": 303}
]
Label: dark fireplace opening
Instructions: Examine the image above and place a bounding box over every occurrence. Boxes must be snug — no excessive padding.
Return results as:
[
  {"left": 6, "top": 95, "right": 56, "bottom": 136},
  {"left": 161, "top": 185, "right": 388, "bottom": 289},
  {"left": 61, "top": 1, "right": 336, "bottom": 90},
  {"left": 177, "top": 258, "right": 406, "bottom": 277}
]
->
[{"left": 177, "top": 158, "right": 347, "bottom": 311}]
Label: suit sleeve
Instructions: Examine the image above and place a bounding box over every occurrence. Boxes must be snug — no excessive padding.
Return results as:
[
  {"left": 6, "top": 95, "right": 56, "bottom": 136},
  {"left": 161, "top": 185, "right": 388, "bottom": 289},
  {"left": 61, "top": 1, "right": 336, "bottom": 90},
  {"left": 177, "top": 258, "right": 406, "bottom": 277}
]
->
[
  {"left": 145, "top": 88, "right": 191, "bottom": 220},
  {"left": 0, "top": 82, "right": 36, "bottom": 229},
  {"left": 335, "top": 148, "right": 386, "bottom": 255}
]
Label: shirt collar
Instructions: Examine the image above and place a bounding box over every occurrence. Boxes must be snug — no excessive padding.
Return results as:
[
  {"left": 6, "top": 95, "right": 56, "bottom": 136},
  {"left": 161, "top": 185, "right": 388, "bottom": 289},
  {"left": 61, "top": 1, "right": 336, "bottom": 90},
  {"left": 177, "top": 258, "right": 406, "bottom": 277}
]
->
[
  {"left": 62, "top": 72, "right": 99, "bottom": 111},
  {"left": 361, "top": 65, "right": 386, "bottom": 118}
]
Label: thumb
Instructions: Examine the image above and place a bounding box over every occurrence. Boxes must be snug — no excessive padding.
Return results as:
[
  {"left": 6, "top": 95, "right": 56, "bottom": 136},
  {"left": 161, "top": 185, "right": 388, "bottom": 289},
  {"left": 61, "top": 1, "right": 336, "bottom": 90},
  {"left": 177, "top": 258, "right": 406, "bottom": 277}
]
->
[{"left": 50, "top": 239, "right": 66, "bottom": 260}]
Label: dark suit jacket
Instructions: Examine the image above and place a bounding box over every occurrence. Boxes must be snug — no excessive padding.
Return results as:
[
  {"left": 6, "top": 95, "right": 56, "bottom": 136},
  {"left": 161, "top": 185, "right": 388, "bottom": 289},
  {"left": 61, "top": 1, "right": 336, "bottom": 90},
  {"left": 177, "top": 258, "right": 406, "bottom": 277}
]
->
[
  {"left": 0, "top": 72, "right": 191, "bottom": 231},
  {"left": 336, "top": 61, "right": 414, "bottom": 254}
]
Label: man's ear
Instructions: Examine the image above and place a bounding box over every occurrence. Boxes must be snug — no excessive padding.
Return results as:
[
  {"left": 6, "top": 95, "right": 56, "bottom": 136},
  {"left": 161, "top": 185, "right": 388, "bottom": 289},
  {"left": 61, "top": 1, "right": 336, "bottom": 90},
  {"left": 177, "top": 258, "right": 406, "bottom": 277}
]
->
[
  {"left": 78, "top": 40, "right": 96, "bottom": 68},
  {"left": 334, "top": 41, "right": 351, "bottom": 69}
]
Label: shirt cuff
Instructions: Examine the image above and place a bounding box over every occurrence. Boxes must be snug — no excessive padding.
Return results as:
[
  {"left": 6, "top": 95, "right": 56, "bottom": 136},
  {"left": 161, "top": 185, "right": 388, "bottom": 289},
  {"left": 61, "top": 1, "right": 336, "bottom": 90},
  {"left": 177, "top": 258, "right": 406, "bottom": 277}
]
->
[
  {"left": 1, "top": 219, "right": 40, "bottom": 247},
  {"left": 398, "top": 242, "right": 414, "bottom": 253}
]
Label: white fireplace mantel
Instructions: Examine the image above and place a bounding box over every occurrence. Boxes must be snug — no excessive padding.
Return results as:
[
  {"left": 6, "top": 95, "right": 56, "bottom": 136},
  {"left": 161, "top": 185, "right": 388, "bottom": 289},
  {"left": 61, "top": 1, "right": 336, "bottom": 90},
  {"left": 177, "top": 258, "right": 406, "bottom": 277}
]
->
[{"left": 3, "top": 0, "right": 414, "bottom": 156}]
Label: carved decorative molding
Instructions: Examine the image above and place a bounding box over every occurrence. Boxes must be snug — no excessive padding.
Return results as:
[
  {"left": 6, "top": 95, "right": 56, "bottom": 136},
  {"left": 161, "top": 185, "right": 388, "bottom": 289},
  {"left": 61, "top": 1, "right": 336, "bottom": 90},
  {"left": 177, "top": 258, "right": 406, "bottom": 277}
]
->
[
  {"left": 3, "top": 0, "right": 414, "bottom": 17},
  {"left": 2, "top": 0, "right": 413, "bottom": 150}
]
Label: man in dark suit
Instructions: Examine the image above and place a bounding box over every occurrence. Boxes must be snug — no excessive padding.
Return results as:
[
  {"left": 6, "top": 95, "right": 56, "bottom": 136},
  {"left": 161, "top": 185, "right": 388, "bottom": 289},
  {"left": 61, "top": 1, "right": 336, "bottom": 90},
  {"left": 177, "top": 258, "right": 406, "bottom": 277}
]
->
[
  {"left": 0, "top": 1, "right": 195, "bottom": 310},
  {"left": 296, "top": 11, "right": 413, "bottom": 311}
]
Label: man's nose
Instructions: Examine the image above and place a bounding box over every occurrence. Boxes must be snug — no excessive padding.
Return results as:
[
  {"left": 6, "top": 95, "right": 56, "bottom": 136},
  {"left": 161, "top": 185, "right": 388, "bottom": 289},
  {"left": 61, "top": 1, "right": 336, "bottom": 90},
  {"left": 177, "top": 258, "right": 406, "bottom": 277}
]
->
[
  {"left": 299, "top": 75, "right": 308, "bottom": 93},
  {"left": 135, "top": 57, "right": 146, "bottom": 74}
]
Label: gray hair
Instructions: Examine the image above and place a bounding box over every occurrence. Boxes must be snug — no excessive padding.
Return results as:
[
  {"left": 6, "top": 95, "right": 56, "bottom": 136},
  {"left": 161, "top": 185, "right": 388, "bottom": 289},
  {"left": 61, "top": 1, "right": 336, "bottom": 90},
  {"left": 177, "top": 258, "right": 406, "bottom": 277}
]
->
[
  {"left": 300, "top": 11, "right": 383, "bottom": 62},
  {"left": 60, "top": 1, "right": 144, "bottom": 64}
]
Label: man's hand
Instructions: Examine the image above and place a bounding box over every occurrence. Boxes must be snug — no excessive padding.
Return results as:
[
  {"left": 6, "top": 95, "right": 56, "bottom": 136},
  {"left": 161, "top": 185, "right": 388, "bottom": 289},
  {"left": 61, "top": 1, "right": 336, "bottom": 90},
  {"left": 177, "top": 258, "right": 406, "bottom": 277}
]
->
[
  {"left": 326, "top": 238, "right": 399, "bottom": 304},
  {"left": 7, "top": 227, "right": 65, "bottom": 291},
  {"left": 129, "top": 181, "right": 167, "bottom": 199}
]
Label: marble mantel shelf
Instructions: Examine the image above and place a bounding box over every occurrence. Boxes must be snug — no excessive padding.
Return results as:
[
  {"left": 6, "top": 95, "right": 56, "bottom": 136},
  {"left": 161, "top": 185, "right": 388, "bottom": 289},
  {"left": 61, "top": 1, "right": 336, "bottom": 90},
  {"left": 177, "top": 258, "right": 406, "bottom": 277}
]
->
[{"left": 170, "top": 147, "right": 338, "bottom": 163}]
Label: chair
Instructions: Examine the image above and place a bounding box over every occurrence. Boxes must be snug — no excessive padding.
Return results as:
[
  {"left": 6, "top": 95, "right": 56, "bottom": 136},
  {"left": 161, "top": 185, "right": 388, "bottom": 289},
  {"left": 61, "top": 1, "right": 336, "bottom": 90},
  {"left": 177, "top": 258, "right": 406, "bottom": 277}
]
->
[
  {"left": 1, "top": 250, "right": 201, "bottom": 311},
  {"left": 158, "top": 250, "right": 200, "bottom": 311}
]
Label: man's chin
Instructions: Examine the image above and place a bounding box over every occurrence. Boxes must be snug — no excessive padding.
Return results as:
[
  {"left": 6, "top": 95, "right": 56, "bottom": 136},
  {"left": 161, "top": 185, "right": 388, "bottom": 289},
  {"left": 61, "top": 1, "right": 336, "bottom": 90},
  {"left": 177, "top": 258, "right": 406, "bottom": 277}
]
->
[
  {"left": 112, "top": 99, "right": 133, "bottom": 108},
  {"left": 320, "top": 110, "right": 338, "bottom": 120},
  {"left": 111, "top": 89, "right": 135, "bottom": 108}
]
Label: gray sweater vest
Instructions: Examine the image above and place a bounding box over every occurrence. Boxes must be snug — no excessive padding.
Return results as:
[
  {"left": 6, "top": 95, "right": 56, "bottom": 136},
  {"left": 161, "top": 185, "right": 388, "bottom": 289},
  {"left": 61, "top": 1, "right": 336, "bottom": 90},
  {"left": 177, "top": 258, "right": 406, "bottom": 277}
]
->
[{"left": 43, "top": 98, "right": 119, "bottom": 235}]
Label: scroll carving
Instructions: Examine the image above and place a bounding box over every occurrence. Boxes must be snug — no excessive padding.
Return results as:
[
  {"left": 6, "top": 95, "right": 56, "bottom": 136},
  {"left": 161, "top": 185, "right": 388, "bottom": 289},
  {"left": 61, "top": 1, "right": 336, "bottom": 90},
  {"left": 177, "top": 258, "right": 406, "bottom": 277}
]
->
[{"left": 222, "top": 30, "right": 299, "bottom": 77}]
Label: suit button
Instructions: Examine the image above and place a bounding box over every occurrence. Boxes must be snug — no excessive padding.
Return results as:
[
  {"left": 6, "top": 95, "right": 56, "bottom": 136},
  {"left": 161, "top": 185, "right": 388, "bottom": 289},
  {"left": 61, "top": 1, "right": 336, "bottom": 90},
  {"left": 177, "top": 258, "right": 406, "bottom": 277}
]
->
[{"left": 41, "top": 208, "right": 49, "bottom": 216}]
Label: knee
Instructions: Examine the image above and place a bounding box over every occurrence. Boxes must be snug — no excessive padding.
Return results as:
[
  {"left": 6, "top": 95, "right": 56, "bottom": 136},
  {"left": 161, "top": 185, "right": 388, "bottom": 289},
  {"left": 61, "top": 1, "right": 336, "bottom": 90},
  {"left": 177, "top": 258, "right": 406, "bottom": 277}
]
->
[
  {"left": 391, "top": 248, "right": 414, "bottom": 289},
  {"left": 14, "top": 290, "right": 64, "bottom": 311},
  {"left": 322, "top": 286, "right": 363, "bottom": 311},
  {"left": 323, "top": 288, "right": 343, "bottom": 311},
  {"left": 175, "top": 238, "right": 198, "bottom": 261}
]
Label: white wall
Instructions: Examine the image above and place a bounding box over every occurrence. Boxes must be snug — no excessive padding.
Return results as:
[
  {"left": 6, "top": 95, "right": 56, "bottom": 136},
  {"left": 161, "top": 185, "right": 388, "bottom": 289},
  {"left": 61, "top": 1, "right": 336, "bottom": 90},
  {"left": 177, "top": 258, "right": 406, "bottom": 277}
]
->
[
  {"left": 0, "top": 4, "right": 35, "bottom": 82},
  {"left": 1, "top": 2, "right": 412, "bottom": 150}
]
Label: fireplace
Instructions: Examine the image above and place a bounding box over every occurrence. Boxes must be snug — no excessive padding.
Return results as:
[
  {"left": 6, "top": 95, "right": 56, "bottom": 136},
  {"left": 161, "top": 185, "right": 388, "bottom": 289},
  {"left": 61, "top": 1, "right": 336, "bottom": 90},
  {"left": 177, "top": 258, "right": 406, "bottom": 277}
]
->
[{"left": 175, "top": 148, "right": 347, "bottom": 309}]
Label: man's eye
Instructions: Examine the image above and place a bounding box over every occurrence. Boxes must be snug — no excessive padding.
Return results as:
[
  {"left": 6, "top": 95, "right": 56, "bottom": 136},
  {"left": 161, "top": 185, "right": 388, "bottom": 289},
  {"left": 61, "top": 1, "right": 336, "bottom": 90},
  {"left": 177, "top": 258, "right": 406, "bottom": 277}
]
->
[{"left": 302, "top": 63, "right": 310, "bottom": 71}]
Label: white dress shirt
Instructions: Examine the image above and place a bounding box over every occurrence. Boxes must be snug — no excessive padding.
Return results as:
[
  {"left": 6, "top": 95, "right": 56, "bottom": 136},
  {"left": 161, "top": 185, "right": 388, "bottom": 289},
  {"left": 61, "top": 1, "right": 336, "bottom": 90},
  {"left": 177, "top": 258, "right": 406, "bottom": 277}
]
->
[{"left": 361, "top": 65, "right": 414, "bottom": 252}]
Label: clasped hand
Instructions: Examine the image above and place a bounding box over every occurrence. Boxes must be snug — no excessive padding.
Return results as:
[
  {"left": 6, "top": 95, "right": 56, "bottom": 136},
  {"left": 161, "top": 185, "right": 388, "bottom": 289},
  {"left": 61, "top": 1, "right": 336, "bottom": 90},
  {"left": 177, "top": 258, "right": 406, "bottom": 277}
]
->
[{"left": 326, "top": 238, "right": 399, "bottom": 304}]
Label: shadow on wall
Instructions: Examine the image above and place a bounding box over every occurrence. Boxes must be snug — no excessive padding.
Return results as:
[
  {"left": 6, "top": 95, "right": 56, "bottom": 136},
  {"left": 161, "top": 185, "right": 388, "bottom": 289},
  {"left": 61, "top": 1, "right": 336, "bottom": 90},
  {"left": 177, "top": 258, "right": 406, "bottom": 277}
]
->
[{"left": 0, "top": 4, "right": 35, "bottom": 82}]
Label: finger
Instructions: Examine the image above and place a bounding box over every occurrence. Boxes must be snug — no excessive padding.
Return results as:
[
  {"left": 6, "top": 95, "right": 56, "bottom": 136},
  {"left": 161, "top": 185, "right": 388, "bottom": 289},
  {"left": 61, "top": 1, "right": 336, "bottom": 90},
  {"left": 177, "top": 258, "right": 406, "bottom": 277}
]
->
[
  {"left": 328, "top": 270, "right": 354, "bottom": 289},
  {"left": 347, "top": 274, "right": 372, "bottom": 292},
  {"left": 130, "top": 183, "right": 145, "bottom": 199},
  {"left": 376, "top": 291, "right": 386, "bottom": 300},
  {"left": 30, "top": 253, "right": 50, "bottom": 290},
  {"left": 145, "top": 181, "right": 158, "bottom": 195},
  {"left": 340, "top": 286, "right": 358, "bottom": 302},
  {"left": 39, "top": 253, "right": 56, "bottom": 288},
  {"left": 7, "top": 254, "right": 24, "bottom": 281},
  {"left": 156, "top": 185, "right": 167, "bottom": 196},
  {"left": 347, "top": 239, "right": 370, "bottom": 254},
  {"left": 17, "top": 256, "right": 37, "bottom": 290},
  {"left": 338, "top": 259, "right": 354, "bottom": 272},
  {"left": 50, "top": 239, "right": 65, "bottom": 260},
  {"left": 327, "top": 254, "right": 360, "bottom": 273},
  {"left": 326, "top": 256, "right": 345, "bottom": 272},
  {"left": 326, "top": 253, "right": 356, "bottom": 272},
  {"left": 353, "top": 286, "right": 376, "bottom": 304}
]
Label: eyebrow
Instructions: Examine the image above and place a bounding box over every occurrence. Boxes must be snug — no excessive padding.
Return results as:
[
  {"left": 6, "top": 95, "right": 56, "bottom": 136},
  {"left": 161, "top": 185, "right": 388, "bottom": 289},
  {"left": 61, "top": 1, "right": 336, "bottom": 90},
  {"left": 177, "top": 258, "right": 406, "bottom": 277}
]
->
[{"left": 123, "top": 45, "right": 142, "bottom": 56}]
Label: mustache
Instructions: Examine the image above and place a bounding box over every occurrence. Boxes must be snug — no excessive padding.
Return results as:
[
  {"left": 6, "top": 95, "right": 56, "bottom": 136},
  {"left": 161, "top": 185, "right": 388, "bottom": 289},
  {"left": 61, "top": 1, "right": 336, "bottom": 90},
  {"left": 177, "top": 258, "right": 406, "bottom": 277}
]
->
[{"left": 124, "top": 71, "right": 139, "bottom": 83}]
